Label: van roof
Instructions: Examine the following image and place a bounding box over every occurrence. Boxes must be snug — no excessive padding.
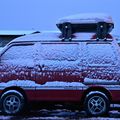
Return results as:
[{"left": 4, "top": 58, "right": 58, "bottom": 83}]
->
[
  {"left": 11, "top": 31, "right": 61, "bottom": 42},
  {"left": 10, "top": 31, "right": 100, "bottom": 43}
]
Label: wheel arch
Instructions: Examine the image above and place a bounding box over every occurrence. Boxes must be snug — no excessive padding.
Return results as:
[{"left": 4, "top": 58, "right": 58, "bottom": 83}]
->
[
  {"left": 81, "top": 86, "right": 112, "bottom": 103},
  {"left": 1, "top": 86, "right": 27, "bottom": 103}
]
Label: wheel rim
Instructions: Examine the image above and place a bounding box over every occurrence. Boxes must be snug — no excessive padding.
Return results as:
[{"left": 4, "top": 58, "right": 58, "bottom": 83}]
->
[
  {"left": 3, "top": 95, "right": 21, "bottom": 114},
  {"left": 88, "top": 95, "right": 106, "bottom": 115}
]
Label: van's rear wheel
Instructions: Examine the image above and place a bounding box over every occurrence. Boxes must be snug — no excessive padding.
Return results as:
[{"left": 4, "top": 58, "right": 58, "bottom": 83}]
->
[
  {"left": 1, "top": 90, "right": 25, "bottom": 115},
  {"left": 84, "top": 91, "right": 110, "bottom": 117}
]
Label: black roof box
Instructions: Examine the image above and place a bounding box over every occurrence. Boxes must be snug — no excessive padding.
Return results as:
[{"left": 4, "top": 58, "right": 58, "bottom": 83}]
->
[{"left": 56, "top": 13, "right": 114, "bottom": 40}]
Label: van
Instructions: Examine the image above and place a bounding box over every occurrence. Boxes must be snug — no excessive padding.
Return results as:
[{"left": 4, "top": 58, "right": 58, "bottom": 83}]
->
[{"left": 0, "top": 13, "right": 119, "bottom": 117}]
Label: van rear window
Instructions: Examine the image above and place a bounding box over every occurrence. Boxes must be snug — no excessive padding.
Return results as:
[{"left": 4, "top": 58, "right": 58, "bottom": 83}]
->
[{"left": 87, "top": 43, "right": 117, "bottom": 66}]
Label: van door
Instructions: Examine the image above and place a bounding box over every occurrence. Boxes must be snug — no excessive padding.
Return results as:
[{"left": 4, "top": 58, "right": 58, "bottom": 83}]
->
[
  {"left": 35, "top": 42, "right": 84, "bottom": 101},
  {"left": 0, "top": 43, "right": 36, "bottom": 100}
]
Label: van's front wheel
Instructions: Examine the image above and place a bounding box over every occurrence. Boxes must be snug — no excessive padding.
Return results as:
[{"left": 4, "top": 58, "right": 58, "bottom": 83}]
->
[
  {"left": 84, "top": 91, "right": 110, "bottom": 117},
  {"left": 0, "top": 90, "right": 25, "bottom": 115}
]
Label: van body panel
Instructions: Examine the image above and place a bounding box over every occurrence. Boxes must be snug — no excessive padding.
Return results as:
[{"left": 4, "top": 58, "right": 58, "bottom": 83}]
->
[{"left": 0, "top": 35, "right": 120, "bottom": 103}]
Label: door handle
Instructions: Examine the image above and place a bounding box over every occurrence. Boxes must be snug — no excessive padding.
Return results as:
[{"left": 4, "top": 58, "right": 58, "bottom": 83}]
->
[
  {"left": 41, "top": 64, "right": 45, "bottom": 68},
  {"left": 36, "top": 64, "right": 45, "bottom": 71}
]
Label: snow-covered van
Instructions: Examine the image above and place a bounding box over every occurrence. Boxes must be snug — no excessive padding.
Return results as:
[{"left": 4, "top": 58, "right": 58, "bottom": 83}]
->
[{"left": 0, "top": 13, "right": 119, "bottom": 116}]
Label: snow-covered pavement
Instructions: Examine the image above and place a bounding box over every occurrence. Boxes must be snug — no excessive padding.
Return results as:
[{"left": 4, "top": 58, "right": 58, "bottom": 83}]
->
[{"left": 0, "top": 108, "right": 120, "bottom": 120}]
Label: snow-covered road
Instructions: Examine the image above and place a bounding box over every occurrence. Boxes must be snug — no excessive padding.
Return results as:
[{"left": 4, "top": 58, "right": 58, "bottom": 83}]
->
[{"left": 0, "top": 108, "right": 120, "bottom": 120}]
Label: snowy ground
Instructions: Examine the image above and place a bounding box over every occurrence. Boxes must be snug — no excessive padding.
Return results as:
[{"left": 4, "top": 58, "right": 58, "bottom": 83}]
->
[{"left": 1, "top": 105, "right": 120, "bottom": 120}]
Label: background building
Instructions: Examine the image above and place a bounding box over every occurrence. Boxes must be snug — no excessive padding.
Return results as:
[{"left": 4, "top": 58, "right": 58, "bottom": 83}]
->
[{"left": 0, "top": 30, "right": 39, "bottom": 47}]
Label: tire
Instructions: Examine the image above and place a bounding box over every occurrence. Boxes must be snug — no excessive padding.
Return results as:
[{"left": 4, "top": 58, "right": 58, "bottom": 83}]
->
[
  {"left": 84, "top": 91, "right": 110, "bottom": 117},
  {"left": 0, "top": 90, "right": 25, "bottom": 115}
]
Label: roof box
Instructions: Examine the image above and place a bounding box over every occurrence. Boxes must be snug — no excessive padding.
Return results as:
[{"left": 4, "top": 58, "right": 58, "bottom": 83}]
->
[{"left": 56, "top": 13, "right": 114, "bottom": 40}]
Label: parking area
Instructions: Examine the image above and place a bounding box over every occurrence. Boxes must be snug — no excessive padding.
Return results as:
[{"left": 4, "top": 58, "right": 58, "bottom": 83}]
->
[{"left": 1, "top": 105, "right": 120, "bottom": 120}]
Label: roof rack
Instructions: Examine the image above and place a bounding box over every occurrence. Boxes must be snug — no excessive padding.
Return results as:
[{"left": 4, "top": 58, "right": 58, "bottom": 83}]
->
[
  {"left": 59, "top": 22, "right": 72, "bottom": 41},
  {"left": 96, "top": 22, "right": 113, "bottom": 40},
  {"left": 57, "top": 22, "right": 114, "bottom": 41},
  {"left": 56, "top": 13, "right": 114, "bottom": 41}
]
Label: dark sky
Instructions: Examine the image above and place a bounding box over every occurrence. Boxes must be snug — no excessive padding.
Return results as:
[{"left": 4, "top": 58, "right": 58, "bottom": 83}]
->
[{"left": 0, "top": 0, "right": 119, "bottom": 34}]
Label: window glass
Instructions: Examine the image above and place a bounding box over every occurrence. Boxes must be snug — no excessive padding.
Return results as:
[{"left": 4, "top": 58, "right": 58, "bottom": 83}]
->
[
  {"left": 40, "top": 43, "right": 79, "bottom": 61},
  {"left": 87, "top": 43, "right": 117, "bottom": 66},
  {"left": 1, "top": 45, "right": 34, "bottom": 60}
]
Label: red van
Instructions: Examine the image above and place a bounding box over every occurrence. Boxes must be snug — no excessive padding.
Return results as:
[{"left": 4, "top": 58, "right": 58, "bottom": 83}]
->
[{"left": 0, "top": 14, "right": 119, "bottom": 117}]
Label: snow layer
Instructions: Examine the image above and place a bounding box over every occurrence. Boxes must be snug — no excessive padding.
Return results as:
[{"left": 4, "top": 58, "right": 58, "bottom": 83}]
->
[
  {"left": 11, "top": 31, "right": 61, "bottom": 43},
  {"left": 10, "top": 32, "right": 96, "bottom": 43},
  {"left": 84, "top": 77, "right": 118, "bottom": 84},
  {"left": 84, "top": 78, "right": 120, "bottom": 90},
  {"left": 0, "top": 80, "right": 86, "bottom": 89},
  {"left": 86, "top": 43, "right": 117, "bottom": 66},
  {"left": 39, "top": 43, "right": 79, "bottom": 61},
  {"left": 0, "top": 47, "right": 3, "bottom": 52},
  {"left": 1, "top": 45, "right": 35, "bottom": 60},
  {"left": 58, "top": 13, "right": 113, "bottom": 24}
]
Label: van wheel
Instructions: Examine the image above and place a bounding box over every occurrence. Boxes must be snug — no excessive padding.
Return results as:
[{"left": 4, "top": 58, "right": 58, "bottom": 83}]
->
[
  {"left": 0, "top": 90, "right": 25, "bottom": 115},
  {"left": 84, "top": 91, "right": 110, "bottom": 117}
]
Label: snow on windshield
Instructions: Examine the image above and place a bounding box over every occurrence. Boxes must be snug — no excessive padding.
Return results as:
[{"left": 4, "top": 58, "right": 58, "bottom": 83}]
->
[
  {"left": 0, "top": 44, "right": 36, "bottom": 68},
  {"left": 1, "top": 45, "right": 34, "bottom": 60}
]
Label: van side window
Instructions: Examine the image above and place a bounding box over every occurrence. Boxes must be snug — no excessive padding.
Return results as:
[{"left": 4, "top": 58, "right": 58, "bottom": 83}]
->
[
  {"left": 87, "top": 43, "right": 117, "bottom": 66},
  {"left": 1, "top": 44, "right": 34, "bottom": 60},
  {"left": 40, "top": 43, "right": 79, "bottom": 61}
]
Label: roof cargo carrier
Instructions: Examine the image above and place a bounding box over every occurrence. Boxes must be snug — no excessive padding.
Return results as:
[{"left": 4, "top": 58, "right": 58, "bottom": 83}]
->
[{"left": 56, "top": 13, "right": 114, "bottom": 40}]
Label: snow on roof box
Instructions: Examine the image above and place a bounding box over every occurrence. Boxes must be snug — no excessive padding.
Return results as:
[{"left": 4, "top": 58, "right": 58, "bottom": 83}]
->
[
  {"left": 57, "top": 13, "right": 113, "bottom": 24},
  {"left": 56, "top": 13, "right": 114, "bottom": 40},
  {"left": 56, "top": 13, "right": 114, "bottom": 33}
]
